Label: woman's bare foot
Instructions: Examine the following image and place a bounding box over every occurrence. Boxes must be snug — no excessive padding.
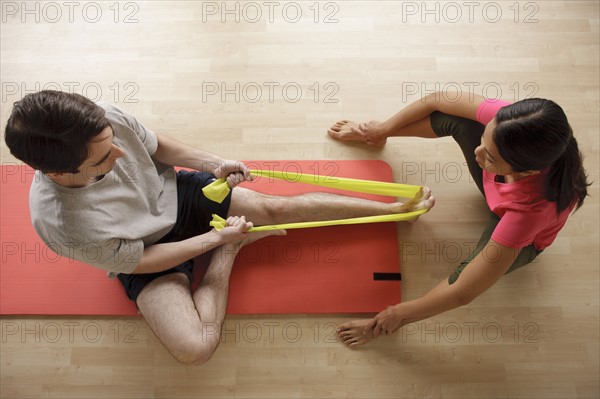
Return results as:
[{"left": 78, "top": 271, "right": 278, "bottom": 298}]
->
[
  {"left": 336, "top": 319, "right": 378, "bottom": 347},
  {"left": 327, "top": 120, "right": 388, "bottom": 148}
]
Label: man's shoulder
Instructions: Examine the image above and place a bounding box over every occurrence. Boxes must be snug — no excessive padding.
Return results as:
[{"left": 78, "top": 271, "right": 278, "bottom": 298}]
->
[
  {"left": 96, "top": 102, "right": 155, "bottom": 152},
  {"left": 97, "top": 102, "right": 133, "bottom": 128}
]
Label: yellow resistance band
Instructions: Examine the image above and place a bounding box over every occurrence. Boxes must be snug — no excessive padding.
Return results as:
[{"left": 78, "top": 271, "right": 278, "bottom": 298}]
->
[{"left": 204, "top": 169, "right": 428, "bottom": 232}]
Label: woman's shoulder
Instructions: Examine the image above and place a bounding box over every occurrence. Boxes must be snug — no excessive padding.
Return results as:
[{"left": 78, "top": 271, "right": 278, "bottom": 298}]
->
[{"left": 476, "top": 98, "right": 513, "bottom": 125}]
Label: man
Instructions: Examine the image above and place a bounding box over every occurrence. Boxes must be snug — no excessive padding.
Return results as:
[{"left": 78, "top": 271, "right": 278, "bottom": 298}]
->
[{"left": 4, "top": 91, "right": 434, "bottom": 364}]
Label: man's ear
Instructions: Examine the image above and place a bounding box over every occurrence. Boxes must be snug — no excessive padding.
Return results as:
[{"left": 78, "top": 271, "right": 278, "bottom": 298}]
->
[{"left": 45, "top": 172, "right": 64, "bottom": 179}]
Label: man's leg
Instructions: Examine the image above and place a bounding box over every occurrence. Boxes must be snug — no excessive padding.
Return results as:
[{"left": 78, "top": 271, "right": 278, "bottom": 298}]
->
[
  {"left": 190, "top": 229, "right": 285, "bottom": 348},
  {"left": 136, "top": 232, "right": 282, "bottom": 365},
  {"left": 136, "top": 272, "right": 209, "bottom": 364},
  {"left": 227, "top": 186, "right": 434, "bottom": 226},
  {"left": 136, "top": 243, "right": 237, "bottom": 365}
]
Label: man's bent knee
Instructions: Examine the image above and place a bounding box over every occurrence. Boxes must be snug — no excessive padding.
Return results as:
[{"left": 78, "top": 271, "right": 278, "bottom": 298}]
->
[{"left": 171, "top": 335, "right": 219, "bottom": 365}]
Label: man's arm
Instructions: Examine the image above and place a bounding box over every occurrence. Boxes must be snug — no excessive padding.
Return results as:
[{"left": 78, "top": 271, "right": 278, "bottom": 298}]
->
[
  {"left": 365, "top": 240, "right": 520, "bottom": 336},
  {"left": 132, "top": 216, "right": 253, "bottom": 274},
  {"left": 151, "top": 133, "right": 224, "bottom": 172},
  {"left": 151, "top": 133, "right": 252, "bottom": 186}
]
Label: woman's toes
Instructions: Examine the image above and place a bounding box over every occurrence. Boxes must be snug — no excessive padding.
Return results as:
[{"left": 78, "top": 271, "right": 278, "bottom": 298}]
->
[{"left": 327, "top": 121, "right": 365, "bottom": 142}]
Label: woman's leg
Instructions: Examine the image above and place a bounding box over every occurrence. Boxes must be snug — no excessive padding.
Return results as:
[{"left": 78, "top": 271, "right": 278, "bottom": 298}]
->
[
  {"left": 329, "top": 112, "right": 486, "bottom": 194},
  {"left": 328, "top": 117, "right": 437, "bottom": 147},
  {"left": 428, "top": 111, "right": 486, "bottom": 195}
]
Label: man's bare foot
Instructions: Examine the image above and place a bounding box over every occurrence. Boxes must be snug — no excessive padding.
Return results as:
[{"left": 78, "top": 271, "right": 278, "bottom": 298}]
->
[
  {"left": 405, "top": 186, "right": 435, "bottom": 223},
  {"left": 406, "top": 186, "right": 435, "bottom": 211},
  {"left": 336, "top": 319, "right": 378, "bottom": 347},
  {"left": 226, "top": 229, "right": 287, "bottom": 253},
  {"left": 390, "top": 187, "right": 435, "bottom": 223},
  {"left": 241, "top": 229, "right": 286, "bottom": 248},
  {"left": 327, "top": 120, "right": 387, "bottom": 148}
]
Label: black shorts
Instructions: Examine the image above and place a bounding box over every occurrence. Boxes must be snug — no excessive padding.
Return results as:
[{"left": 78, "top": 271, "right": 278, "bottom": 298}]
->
[{"left": 117, "top": 170, "right": 233, "bottom": 303}]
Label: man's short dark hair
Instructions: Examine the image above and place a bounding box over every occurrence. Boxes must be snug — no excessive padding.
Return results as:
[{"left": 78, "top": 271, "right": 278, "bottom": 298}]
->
[{"left": 4, "top": 90, "right": 111, "bottom": 173}]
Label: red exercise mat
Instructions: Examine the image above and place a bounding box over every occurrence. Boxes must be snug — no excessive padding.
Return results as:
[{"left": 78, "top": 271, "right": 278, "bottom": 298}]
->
[{"left": 0, "top": 161, "right": 401, "bottom": 315}]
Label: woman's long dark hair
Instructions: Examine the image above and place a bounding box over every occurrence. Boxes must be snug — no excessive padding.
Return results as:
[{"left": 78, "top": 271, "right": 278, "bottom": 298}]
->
[
  {"left": 493, "top": 98, "right": 590, "bottom": 213},
  {"left": 493, "top": 98, "right": 590, "bottom": 214}
]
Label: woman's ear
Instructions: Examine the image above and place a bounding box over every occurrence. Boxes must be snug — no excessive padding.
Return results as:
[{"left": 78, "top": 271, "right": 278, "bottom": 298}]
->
[{"left": 520, "top": 170, "right": 541, "bottom": 177}]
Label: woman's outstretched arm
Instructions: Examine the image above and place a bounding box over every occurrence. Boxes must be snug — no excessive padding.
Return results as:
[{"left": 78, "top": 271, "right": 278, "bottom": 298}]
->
[
  {"left": 369, "top": 240, "right": 520, "bottom": 335},
  {"left": 337, "top": 240, "right": 521, "bottom": 346}
]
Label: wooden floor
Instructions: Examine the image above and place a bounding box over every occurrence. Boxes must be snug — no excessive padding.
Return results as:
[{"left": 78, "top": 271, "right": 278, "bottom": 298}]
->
[{"left": 1, "top": 1, "right": 599, "bottom": 398}]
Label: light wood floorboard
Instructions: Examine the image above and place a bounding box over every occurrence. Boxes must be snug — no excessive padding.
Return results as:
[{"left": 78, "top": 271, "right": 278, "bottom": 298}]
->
[{"left": 1, "top": 1, "right": 598, "bottom": 398}]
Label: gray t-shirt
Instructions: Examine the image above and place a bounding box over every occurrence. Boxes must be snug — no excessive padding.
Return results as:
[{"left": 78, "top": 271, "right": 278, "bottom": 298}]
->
[{"left": 29, "top": 103, "right": 178, "bottom": 277}]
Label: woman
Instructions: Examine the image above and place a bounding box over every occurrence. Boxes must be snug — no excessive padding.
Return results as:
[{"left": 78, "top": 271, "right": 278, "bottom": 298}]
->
[{"left": 329, "top": 92, "right": 590, "bottom": 346}]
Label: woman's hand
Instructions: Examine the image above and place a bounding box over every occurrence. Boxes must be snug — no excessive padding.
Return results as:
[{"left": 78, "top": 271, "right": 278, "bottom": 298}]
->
[
  {"left": 364, "top": 304, "right": 404, "bottom": 337},
  {"left": 357, "top": 120, "right": 389, "bottom": 146}
]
